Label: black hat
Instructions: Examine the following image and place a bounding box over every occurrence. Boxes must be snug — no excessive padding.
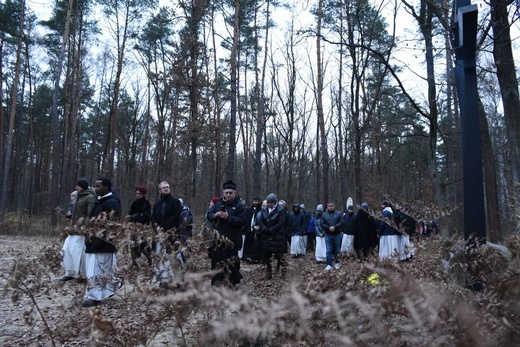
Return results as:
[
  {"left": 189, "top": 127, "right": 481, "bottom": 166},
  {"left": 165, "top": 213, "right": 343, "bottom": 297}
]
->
[
  {"left": 76, "top": 178, "right": 89, "bottom": 190},
  {"left": 222, "top": 180, "right": 236, "bottom": 190},
  {"left": 266, "top": 193, "right": 277, "bottom": 203}
]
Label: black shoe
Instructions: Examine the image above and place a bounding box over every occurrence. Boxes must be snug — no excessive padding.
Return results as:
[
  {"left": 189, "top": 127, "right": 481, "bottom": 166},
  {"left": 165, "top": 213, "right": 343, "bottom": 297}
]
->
[
  {"left": 59, "top": 276, "right": 75, "bottom": 282},
  {"left": 83, "top": 299, "right": 101, "bottom": 307}
]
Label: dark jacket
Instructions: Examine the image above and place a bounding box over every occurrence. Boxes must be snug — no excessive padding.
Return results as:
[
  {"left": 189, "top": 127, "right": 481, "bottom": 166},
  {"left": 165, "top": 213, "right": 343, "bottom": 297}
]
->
[
  {"left": 86, "top": 193, "right": 122, "bottom": 254},
  {"left": 378, "top": 219, "right": 398, "bottom": 237},
  {"left": 394, "top": 209, "right": 416, "bottom": 236},
  {"left": 206, "top": 196, "right": 246, "bottom": 251},
  {"left": 314, "top": 213, "right": 324, "bottom": 236},
  {"left": 343, "top": 211, "right": 357, "bottom": 235},
  {"left": 151, "top": 194, "right": 182, "bottom": 231},
  {"left": 129, "top": 197, "right": 151, "bottom": 224},
  {"left": 72, "top": 189, "right": 96, "bottom": 221},
  {"left": 289, "top": 205, "right": 306, "bottom": 236},
  {"left": 257, "top": 204, "right": 286, "bottom": 254},
  {"left": 321, "top": 210, "right": 343, "bottom": 235},
  {"left": 354, "top": 209, "right": 378, "bottom": 252}
]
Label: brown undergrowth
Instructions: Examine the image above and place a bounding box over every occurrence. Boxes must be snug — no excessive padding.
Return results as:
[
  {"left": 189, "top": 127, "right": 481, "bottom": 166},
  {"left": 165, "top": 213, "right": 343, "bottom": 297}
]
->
[{"left": 1, "top": 224, "right": 520, "bottom": 346}]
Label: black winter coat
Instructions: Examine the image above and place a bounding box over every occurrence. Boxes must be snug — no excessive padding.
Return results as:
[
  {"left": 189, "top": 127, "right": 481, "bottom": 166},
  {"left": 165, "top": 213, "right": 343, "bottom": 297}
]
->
[
  {"left": 151, "top": 194, "right": 182, "bottom": 231},
  {"left": 86, "top": 193, "right": 122, "bottom": 254},
  {"left": 343, "top": 212, "right": 357, "bottom": 235},
  {"left": 354, "top": 209, "right": 378, "bottom": 252},
  {"left": 207, "top": 196, "right": 246, "bottom": 251},
  {"left": 129, "top": 197, "right": 151, "bottom": 224},
  {"left": 257, "top": 205, "right": 286, "bottom": 254}
]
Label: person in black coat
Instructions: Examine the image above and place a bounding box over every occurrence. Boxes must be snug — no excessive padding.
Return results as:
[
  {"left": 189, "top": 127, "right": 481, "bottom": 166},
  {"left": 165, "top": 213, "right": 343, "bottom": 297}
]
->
[
  {"left": 353, "top": 203, "right": 378, "bottom": 260},
  {"left": 83, "top": 177, "right": 121, "bottom": 307},
  {"left": 242, "top": 196, "right": 262, "bottom": 263},
  {"left": 255, "top": 193, "right": 285, "bottom": 280},
  {"left": 206, "top": 180, "right": 246, "bottom": 287},
  {"left": 150, "top": 181, "right": 183, "bottom": 286},
  {"left": 127, "top": 185, "right": 152, "bottom": 268}
]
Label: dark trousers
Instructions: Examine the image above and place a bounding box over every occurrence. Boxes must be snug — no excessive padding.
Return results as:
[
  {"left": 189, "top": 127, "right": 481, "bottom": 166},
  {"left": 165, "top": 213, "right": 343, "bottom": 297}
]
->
[{"left": 211, "top": 247, "right": 243, "bottom": 286}]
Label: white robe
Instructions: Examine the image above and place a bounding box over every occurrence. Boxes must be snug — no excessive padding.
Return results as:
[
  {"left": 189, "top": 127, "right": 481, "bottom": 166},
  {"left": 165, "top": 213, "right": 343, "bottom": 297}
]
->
[
  {"left": 61, "top": 235, "right": 86, "bottom": 278},
  {"left": 341, "top": 234, "right": 355, "bottom": 256},
  {"left": 315, "top": 236, "right": 327, "bottom": 262},
  {"left": 85, "top": 253, "right": 120, "bottom": 301},
  {"left": 398, "top": 235, "right": 413, "bottom": 260},
  {"left": 153, "top": 242, "right": 175, "bottom": 284},
  {"left": 290, "top": 235, "right": 306, "bottom": 255},
  {"left": 379, "top": 235, "right": 399, "bottom": 261}
]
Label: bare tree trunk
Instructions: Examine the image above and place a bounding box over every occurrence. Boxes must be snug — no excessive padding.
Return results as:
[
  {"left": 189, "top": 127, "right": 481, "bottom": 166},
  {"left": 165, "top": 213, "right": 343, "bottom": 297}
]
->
[
  {"left": 316, "top": 0, "right": 329, "bottom": 204},
  {"left": 0, "top": 0, "right": 25, "bottom": 217},
  {"left": 478, "top": 97, "right": 502, "bottom": 242},
  {"left": 226, "top": 0, "right": 240, "bottom": 181},
  {"left": 491, "top": 0, "right": 520, "bottom": 186}
]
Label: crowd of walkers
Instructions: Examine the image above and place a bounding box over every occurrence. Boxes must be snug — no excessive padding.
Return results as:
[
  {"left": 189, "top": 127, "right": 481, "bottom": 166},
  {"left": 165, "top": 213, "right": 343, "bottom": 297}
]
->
[{"left": 60, "top": 176, "right": 433, "bottom": 307}]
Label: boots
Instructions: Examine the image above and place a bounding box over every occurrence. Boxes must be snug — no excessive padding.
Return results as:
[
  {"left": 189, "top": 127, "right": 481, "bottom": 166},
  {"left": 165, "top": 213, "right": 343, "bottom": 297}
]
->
[{"left": 264, "top": 265, "right": 272, "bottom": 280}]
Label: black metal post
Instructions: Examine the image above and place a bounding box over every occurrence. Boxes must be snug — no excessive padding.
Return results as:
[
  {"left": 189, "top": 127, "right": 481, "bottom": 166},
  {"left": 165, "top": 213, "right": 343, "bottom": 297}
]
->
[{"left": 452, "top": 1, "right": 486, "bottom": 243}]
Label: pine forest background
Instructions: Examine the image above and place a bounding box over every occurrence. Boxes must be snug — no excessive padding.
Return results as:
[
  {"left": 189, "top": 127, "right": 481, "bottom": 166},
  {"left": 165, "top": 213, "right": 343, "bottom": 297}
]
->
[{"left": 0, "top": 0, "right": 519, "bottom": 242}]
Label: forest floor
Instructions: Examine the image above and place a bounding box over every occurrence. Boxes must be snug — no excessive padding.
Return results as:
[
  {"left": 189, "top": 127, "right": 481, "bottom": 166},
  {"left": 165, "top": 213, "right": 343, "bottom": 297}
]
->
[{"left": 1, "top": 232, "right": 519, "bottom": 346}]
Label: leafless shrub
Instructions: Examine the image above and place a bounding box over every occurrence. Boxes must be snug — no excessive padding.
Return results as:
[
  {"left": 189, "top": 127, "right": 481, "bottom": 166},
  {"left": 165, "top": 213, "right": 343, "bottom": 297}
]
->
[{"left": 2, "top": 220, "right": 520, "bottom": 346}]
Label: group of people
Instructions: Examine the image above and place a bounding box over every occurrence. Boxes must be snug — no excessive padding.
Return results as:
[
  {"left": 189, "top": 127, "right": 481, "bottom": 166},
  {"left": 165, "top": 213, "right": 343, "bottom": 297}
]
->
[
  {"left": 61, "top": 175, "right": 420, "bottom": 306},
  {"left": 234, "top": 196, "right": 418, "bottom": 278},
  {"left": 60, "top": 178, "right": 193, "bottom": 307}
]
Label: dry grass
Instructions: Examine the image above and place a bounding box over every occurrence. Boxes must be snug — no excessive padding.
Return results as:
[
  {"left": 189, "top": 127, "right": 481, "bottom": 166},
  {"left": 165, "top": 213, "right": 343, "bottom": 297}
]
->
[{"left": 1, "top": 218, "right": 520, "bottom": 346}]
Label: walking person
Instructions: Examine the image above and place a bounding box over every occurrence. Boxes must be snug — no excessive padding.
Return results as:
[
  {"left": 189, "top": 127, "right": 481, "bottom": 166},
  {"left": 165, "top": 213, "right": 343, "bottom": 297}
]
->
[
  {"left": 60, "top": 179, "right": 95, "bottom": 283},
  {"left": 83, "top": 178, "right": 122, "bottom": 307},
  {"left": 255, "top": 193, "right": 285, "bottom": 280},
  {"left": 321, "top": 202, "right": 343, "bottom": 270},
  {"left": 150, "top": 181, "right": 183, "bottom": 286},
  {"left": 206, "top": 180, "right": 246, "bottom": 287},
  {"left": 378, "top": 207, "right": 400, "bottom": 261},
  {"left": 353, "top": 203, "right": 378, "bottom": 260}
]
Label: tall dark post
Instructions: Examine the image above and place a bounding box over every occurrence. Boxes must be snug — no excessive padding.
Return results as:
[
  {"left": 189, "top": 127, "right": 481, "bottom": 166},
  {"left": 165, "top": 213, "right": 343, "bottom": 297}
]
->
[{"left": 452, "top": 0, "right": 486, "bottom": 243}]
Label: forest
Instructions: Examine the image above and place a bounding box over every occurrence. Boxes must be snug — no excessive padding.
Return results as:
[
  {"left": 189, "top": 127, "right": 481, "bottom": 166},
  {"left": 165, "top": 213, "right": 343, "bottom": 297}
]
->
[{"left": 0, "top": 0, "right": 519, "bottom": 241}]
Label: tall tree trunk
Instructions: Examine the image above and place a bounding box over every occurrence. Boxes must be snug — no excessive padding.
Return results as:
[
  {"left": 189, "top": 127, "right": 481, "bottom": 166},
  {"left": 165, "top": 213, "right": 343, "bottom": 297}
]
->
[
  {"left": 491, "top": 0, "right": 520, "bottom": 187},
  {"left": 50, "top": 0, "right": 74, "bottom": 226},
  {"left": 478, "top": 97, "right": 502, "bottom": 242},
  {"left": 226, "top": 0, "right": 240, "bottom": 181},
  {"left": 0, "top": 0, "right": 25, "bottom": 216},
  {"left": 316, "top": 0, "right": 329, "bottom": 204}
]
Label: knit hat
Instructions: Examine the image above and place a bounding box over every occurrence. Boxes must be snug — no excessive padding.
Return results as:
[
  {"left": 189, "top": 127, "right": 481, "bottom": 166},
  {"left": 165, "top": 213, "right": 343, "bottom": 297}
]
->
[
  {"left": 347, "top": 205, "right": 354, "bottom": 211},
  {"left": 222, "top": 180, "right": 236, "bottom": 190},
  {"left": 381, "top": 200, "right": 391, "bottom": 207},
  {"left": 279, "top": 199, "right": 287, "bottom": 208},
  {"left": 76, "top": 178, "right": 89, "bottom": 190},
  {"left": 211, "top": 196, "right": 220, "bottom": 204},
  {"left": 266, "top": 193, "right": 277, "bottom": 203},
  {"left": 300, "top": 204, "right": 305, "bottom": 209},
  {"left": 317, "top": 204, "right": 324, "bottom": 211},
  {"left": 71, "top": 191, "right": 78, "bottom": 197},
  {"left": 382, "top": 206, "right": 393, "bottom": 217},
  {"left": 361, "top": 202, "right": 369, "bottom": 208},
  {"left": 135, "top": 185, "right": 147, "bottom": 195}
]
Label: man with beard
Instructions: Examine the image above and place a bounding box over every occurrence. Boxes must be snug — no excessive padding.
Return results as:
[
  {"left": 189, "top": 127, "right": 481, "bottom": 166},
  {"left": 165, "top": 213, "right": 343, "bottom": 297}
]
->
[
  {"left": 242, "top": 196, "right": 262, "bottom": 263},
  {"left": 206, "top": 180, "right": 246, "bottom": 287}
]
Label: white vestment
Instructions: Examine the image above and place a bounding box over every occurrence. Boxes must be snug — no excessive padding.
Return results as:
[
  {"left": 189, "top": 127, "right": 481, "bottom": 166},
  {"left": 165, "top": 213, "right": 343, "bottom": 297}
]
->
[
  {"left": 379, "top": 235, "right": 399, "bottom": 261},
  {"left": 61, "top": 235, "right": 86, "bottom": 278},
  {"left": 315, "top": 236, "right": 327, "bottom": 262},
  {"left": 85, "top": 253, "right": 120, "bottom": 301}
]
